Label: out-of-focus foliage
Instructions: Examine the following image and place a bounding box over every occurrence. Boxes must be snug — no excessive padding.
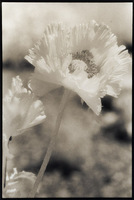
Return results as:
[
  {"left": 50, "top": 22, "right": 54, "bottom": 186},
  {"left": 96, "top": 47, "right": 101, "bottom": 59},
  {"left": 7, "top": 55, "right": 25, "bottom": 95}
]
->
[
  {"left": 2, "top": 3, "right": 132, "bottom": 63},
  {"left": 3, "top": 71, "right": 131, "bottom": 197}
]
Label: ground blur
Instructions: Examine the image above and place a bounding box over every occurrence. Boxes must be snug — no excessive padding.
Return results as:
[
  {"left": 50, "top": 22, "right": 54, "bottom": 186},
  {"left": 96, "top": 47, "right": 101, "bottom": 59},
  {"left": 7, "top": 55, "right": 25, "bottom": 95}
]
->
[{"left": 2, "top": 3, "right": 132, "bottom": 197}]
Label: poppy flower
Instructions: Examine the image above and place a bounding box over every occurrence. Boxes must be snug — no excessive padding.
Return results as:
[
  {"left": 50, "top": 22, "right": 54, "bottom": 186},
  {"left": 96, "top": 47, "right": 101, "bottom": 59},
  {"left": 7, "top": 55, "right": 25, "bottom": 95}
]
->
[
  {"left": 3, "top": 168, "right": 37, "bottom": 198},
  {"left": 25, "top": 21, "right": 131, "bottom": 115},
  {"left": 3, "top": 76, "right": 46, "bottom": 158}
]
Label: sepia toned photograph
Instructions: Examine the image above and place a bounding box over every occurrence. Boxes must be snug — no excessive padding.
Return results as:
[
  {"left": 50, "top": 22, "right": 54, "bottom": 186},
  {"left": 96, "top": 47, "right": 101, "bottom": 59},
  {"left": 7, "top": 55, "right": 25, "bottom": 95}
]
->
[{"left": 2, "top": 2, "right": 132, "bottom": 198}]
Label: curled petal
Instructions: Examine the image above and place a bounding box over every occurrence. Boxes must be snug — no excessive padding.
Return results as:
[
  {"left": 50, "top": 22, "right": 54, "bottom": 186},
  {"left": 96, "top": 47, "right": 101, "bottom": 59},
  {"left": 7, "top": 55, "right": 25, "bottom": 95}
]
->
[
  {"left": 19, "top": 99, "right": 46, "bottom": 131},
  {"left": 77, "top": 89, "right": 102, "bottom": 115}
]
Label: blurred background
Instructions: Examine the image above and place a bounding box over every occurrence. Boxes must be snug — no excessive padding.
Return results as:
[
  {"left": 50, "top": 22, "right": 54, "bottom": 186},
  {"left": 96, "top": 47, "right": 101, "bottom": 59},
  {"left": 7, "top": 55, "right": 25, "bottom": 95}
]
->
[{"left": 2, "top": 3, "right": 132, "bottom": 197}]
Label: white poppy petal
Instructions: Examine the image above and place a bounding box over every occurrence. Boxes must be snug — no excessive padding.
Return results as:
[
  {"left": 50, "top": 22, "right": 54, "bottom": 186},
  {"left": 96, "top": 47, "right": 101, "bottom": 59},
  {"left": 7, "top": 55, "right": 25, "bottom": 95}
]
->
[
  {"left": 3, "top": 76, "right": 46, "bottom": 140},
  {"left": 25, "top": 22, "right": 131, "bottom": 115},
  {"left": 4, "top": 169, "right": 37, "bottom": 198},
  {"left": 29, "top": 76, "right": 60, "bottom": 97},
  {"left": 77, "top": 89, "right": 102, "bottom": 115}
]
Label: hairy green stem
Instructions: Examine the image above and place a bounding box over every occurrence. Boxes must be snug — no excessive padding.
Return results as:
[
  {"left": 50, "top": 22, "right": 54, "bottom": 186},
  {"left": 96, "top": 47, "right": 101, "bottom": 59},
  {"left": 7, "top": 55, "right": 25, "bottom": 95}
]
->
[{"left": 28, "top": 88, "right": 71, "bottom": 198}]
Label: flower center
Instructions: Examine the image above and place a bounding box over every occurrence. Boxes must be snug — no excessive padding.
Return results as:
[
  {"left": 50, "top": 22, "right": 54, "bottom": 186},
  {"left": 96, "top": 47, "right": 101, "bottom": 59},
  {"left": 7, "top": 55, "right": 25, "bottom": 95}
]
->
[{"left": 69, "top": 50, "right": 99, "bottom": 78}]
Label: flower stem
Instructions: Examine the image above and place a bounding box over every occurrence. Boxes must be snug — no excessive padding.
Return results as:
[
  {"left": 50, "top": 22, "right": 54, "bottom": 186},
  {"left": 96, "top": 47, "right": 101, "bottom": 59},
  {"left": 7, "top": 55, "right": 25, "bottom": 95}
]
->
[
  {"left": 3, "top": 137, "right": 11, "bottom": 192},
  {"left": 2, "top": 155, "right": 7, "bottom": 193},
  {"left": 28, "top": 88, "right": 71, "bottom": 198},
  {"left": 4, "top": 157, "right": 7, "bottom": 188}
]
